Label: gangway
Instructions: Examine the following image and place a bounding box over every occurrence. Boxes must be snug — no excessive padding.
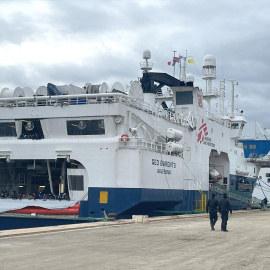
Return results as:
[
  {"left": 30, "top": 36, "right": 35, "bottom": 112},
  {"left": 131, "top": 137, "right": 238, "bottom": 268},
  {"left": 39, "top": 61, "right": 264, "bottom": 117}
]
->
[{"left": 209, "top": 183, "right": 251, "bottom": 204}]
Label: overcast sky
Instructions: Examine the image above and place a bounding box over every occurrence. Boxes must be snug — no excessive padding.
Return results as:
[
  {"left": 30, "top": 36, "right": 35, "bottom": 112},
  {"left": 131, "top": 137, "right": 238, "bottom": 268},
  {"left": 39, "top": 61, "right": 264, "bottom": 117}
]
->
[{"left": 0, "top": 0, "right": 269, "bottom": 129}]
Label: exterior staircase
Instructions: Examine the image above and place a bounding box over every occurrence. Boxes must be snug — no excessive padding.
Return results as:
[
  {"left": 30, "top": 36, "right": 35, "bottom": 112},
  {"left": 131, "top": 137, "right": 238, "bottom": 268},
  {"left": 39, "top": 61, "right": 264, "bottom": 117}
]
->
[
  {"left": 209, "top": 182, "right": 251, "bottom": 203},
  {"left": 210, "top": 182, "right": 262, "bottom": 209}
]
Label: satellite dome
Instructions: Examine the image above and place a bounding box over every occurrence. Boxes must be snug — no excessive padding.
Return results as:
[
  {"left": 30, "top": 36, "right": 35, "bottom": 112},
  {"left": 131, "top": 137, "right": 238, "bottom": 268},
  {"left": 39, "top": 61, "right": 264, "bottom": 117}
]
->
[
  {"left": 143, "top": 50, "right": 151, "bottom": 60},
  {"left": 203, "top": 54, "right": 216, "bottom": 67},
  {"left": 186, "top": 73, "right": 194, "bottom": 82}
]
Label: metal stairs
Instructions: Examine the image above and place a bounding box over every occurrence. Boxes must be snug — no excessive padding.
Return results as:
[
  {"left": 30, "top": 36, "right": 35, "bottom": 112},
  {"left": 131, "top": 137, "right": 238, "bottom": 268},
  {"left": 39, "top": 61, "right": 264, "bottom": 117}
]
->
[{"left": 209, "top": 183, "right": 251, "bottom": 203}]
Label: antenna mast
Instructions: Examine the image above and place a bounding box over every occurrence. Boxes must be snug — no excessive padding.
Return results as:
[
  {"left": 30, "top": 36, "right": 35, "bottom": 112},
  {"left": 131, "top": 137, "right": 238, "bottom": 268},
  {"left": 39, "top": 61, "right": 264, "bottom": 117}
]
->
[
  {"left": 180, "top": 50, "right": 187, "bottom": 81},
  {"left": 219, "top": 79, "right": 225, "bottom": 117},
  {"left": 228, "top": 80, "right": 238, "bottom": 117}
]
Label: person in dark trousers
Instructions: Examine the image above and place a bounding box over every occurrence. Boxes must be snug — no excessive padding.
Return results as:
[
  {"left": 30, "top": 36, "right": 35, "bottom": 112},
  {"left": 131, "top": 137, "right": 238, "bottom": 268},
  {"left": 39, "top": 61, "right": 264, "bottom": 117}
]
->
[
  {"left": 218, "top": 193, "right": 232, "bottom": 232},
  {"left": 263, "top": 197, "right": 268, "bottom": 211},
  {"left": 206, "top": 193, "right": 219, "bottom": 230}
]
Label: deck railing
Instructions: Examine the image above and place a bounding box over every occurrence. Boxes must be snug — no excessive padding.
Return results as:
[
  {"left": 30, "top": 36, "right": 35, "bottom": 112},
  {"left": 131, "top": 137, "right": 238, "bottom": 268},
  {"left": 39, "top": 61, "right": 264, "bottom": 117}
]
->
[
  {"left": 207, "top": 112, "right": 231, "bottom": 128},
  {"left": 0, "top": 93, "right": 179, "bottom": 123},
  {"left": 119, "top": 137, "right": 167, "bottom": 154},
  {"left": 0, "top": 92, "right": 231, "bottom": 128}
]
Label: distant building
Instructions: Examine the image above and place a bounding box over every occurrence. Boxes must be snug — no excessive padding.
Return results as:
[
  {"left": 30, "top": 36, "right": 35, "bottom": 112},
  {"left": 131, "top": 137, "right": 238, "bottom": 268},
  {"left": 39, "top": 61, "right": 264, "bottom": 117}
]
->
[
  {"left": 239, "top": 122, "right": 270, "bottom": 201},
  {"left": 239, "top": 121, "right": 270, "bottom": 158}
]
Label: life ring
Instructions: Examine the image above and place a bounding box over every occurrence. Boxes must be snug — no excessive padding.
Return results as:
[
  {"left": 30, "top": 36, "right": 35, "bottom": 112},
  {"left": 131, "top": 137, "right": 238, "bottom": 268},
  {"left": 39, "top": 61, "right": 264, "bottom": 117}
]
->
[{"left": 120, "top": 134, "right": 129, "bottom": 142}]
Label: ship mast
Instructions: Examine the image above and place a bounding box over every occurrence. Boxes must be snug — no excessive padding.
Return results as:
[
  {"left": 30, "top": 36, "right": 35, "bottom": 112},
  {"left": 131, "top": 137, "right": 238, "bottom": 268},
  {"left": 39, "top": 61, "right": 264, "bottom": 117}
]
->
[
  {"left": 202, "top": 54, "right": 218, "bottom": 114},
  {"left": 228, "top": 80, "right": 238, "bottom": 117}
]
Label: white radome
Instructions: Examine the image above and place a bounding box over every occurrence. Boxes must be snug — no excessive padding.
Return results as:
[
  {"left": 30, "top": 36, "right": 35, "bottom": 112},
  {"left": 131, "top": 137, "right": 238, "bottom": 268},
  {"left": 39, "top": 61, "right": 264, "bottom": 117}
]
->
[
  {"left": 203, "top": 54, "right": 216, "bottom": 67},
  {"left": 143, "top": 50, "right": 151, "bottom": 60}
]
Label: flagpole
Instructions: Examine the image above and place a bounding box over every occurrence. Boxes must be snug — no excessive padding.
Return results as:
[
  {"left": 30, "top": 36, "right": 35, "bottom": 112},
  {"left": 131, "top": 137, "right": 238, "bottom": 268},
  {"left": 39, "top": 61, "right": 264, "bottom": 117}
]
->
[
  {"left": 173, "top": 50, "right": 176, "bottom": 77},
  {"left": 179, "top": 54, "right": 181, "bottom": 80}
]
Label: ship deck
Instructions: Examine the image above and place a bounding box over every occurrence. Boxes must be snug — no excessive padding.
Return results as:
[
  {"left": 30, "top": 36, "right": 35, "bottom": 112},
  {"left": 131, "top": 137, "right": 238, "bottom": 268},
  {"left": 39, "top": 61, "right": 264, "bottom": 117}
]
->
[{"left": 0, "top": 209, "right": 269, "bottom": 269}]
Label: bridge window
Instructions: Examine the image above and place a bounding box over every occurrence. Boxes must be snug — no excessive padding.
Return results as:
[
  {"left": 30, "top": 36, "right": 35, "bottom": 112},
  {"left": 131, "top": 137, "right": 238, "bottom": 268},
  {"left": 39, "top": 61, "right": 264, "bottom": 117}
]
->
[
  {"left": 175, "top": 91, "right": 193, "bottom": 105},
  {"left": 249, "top": 144, "right": 256, "bottom": 150},
  {"left": 0, "top": 122, "right": 17, "bottom": 137},
  {"left": 67, "top": 119, "right": 105, "bottom": 135},
  {"left": 231, "top": 123, "right": 239, "bottom": 129}
]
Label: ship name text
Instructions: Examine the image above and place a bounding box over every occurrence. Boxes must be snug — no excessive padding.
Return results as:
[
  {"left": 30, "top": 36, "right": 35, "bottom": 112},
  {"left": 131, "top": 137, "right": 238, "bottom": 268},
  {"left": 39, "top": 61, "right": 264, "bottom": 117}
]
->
[
  {"left": 152, "top": 159, "right": 176, "bottom": 175},
  {"left": 152, "top": 159, "right": 176, "bottom": 168}
]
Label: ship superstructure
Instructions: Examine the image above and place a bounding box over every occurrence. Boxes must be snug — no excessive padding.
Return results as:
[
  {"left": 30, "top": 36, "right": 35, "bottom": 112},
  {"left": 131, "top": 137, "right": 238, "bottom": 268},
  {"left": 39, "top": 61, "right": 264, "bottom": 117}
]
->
[{"left": 0, "top": 51, "right": 258, "bottom": 218}]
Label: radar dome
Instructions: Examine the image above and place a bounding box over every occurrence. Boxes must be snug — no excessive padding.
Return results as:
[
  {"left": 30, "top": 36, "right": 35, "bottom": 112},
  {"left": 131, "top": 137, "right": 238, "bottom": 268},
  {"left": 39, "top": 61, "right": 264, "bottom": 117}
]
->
[
  {"left": 186, "top": 73, "right": 194, "bottom": 82},
  {"left": 143, "top": 50, "right": 151, "bottom": 60},
  {"left": 203, "top": 54, "right": 216, "bottom": 67}
]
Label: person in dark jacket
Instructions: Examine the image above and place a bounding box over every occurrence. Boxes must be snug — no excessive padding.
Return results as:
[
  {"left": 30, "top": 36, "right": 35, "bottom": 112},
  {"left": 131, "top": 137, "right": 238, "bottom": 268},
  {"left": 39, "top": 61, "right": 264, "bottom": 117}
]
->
[
  {"left": 206, "top": 193, "right": 219, "bottom": 230},
  {"left": 263, "top": 197, "right": 268, "bottom": 211},
  {"left": 218, "top": 193, "right": 232, "bottom": 232}
]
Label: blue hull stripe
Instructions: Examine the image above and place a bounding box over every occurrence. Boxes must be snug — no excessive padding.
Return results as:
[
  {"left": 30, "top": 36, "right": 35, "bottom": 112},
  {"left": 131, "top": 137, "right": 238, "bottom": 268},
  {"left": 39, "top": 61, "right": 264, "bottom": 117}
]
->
[{"left": 79, "top": 187, "right": 201, "bottom": 218}]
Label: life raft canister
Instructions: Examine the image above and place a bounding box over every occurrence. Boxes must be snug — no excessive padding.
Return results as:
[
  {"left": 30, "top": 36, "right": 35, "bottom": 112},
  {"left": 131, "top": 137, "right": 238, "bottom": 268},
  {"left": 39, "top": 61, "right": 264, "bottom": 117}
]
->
[{"left": 120, "top": 134, "right": 129, "bottom": 142}]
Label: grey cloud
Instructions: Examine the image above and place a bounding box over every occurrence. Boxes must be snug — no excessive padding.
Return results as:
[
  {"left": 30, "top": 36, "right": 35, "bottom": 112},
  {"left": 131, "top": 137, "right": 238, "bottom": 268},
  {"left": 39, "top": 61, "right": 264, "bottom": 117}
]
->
[
  {"left": 46, "top": 0, "right": 160, "bottom": 35},
  {"left": 0, "top": 0, "right": 269, "bottom": 129},
  {"left": 0, "top": 15, "right": 38, "bottom": 44}
]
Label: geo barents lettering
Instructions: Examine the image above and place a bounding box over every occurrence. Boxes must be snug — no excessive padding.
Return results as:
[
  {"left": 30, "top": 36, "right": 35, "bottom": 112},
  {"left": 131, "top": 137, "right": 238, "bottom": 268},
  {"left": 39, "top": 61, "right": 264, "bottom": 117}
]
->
[{"left": 152, "top": 159, "right": 176, "bottom": 175}]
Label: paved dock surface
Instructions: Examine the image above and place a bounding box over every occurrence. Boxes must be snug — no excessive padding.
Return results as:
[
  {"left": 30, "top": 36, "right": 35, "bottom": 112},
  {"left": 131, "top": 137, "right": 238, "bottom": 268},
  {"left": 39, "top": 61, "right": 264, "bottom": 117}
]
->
[{"left": 0, "top": 210, "right": 269, "bottom": 270}]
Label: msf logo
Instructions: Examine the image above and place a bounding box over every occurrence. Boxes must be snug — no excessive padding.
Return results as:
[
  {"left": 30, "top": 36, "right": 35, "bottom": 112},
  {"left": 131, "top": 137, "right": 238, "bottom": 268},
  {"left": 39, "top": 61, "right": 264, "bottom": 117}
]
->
[{"left": 197, "top": 119, "right": 208, "bottom": 143}]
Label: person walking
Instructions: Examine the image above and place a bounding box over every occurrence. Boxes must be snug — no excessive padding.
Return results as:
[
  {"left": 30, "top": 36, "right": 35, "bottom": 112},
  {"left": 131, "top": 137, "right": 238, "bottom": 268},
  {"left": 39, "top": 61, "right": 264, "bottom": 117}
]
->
[
  {"left": 263, "top": 197, "right": 268, "bottom": 211},
  {"left": 206, "top": 193, "right": 219, "bottom": 230},
  {"left": 218, "top": 193, "right": 232, "bottom": 232}
]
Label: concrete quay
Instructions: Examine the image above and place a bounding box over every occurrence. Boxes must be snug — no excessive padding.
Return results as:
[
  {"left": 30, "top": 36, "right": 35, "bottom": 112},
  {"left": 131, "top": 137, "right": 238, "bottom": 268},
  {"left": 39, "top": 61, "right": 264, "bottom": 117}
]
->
[{"left": 0, "top": 210, "right": 269, "bottom": 270}]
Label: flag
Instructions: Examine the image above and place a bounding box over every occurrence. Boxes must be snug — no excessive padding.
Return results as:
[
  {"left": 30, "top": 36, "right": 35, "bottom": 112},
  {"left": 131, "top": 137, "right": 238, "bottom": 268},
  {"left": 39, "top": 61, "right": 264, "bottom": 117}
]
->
[
  {"left": 168, "top": 61, "right": 171, "bottom": 65},
  {"left": 173, "top": 57, "right": 180, "bottom": 63},
  {"left": 172, "top": 62, "right": 176, "bottom": 66},
  {"left": 188, "top": 59, "right": 194, "bottom": 63}
]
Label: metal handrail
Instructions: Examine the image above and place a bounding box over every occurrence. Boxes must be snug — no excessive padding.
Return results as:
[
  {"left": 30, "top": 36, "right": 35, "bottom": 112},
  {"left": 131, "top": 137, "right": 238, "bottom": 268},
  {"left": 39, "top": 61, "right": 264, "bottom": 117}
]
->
[
  {"left": 119, "top": 137, "right": 167, "bottom": 154},
  {"left": 210, "top": 182, "right": 251, "bottom": 203},
  {"left": 0, "top": 92, "right": 232, "bottom": 128}
]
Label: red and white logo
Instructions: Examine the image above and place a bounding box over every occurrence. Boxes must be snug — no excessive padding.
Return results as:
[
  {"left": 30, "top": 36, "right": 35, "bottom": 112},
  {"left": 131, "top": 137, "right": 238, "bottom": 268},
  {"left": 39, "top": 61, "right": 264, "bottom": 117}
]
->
[{"left": 197, "top": 119, "right": 208, "bottom": 143}]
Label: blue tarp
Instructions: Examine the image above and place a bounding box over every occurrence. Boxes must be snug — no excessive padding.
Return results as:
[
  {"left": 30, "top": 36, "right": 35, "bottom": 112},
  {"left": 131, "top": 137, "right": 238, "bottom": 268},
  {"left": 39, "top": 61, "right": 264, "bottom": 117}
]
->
[{"left": 47, "top": 83, "right": 66, "bottom": 96}]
